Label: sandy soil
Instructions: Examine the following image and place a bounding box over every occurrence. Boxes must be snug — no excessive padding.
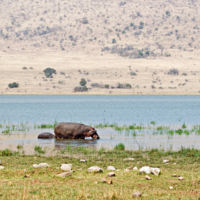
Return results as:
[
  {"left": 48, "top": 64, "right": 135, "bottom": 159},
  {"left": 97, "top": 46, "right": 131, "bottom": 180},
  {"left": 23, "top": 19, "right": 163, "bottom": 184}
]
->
[{"left": 0, "top": 50, "right": 200, "bottom": 95}]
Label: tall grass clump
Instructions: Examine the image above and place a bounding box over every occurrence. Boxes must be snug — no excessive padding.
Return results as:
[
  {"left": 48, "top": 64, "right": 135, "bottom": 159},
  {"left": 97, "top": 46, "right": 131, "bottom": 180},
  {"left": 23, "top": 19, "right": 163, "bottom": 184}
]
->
[
  {"left": 114, "top": 143, "right": 125, "bottom": 151},
  {"left": 34, "top": 146, "right": 45, "bottom": 154}
]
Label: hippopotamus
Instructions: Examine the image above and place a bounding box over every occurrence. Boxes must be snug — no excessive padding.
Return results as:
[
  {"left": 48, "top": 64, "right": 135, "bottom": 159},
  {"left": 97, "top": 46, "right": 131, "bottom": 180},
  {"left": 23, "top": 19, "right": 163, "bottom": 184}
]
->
[
  {"left": 38, "top": 132, "right": 55, "bottom": 139},
  {"left": 54, "top": 122, "right": 100, "bottom": 140}
]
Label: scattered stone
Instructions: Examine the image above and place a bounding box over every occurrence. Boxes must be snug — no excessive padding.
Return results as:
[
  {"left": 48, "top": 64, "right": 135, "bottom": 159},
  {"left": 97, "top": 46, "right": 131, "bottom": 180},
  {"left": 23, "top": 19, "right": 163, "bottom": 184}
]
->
[
  {"left": 60, "top": 164, "right": 72, "bottom": 171},
  {"left": 107, "top": 166, "right": 116, "bottom": 171},
  {"left": 116, "top": 169, "right": 120, "bottom": 171},
  {"left": 139, "top": 166, "right": 160, "bottom": 176},
  {"left": 0, "top": 166, "right": 5, "bottom": 170},
  {"left": 94, "top": 181, "right": 98, "bottom": 184},
  {"left": 0, "top": 161, "right": 2, "bottom": 165},
  {"left": 80, "top": 160, "right": 87, "bottom": 163},
  {"left": 33, "top": 164, "right": 40, "bottom": 168},
  {"left": 132, "top": 191, "right": 142, "bottom": 198},
  {"left": 133, "top": 166, "right": 138, "bottom": 171},
  {"left": 87, "top": 166, "right": 103, "bottom": 173},
  {"left": 107, "top": 180, "right": 113, "bottom": 185},
  {"left": 172, "top": 174, "right": 177, "bottom": 177},
  {"left": 23, "top": 169, "right": 27, "bottom": 172},
  {"left": 56, "top": 172, "right": 72, "bottom": 178},
  {"left": 145, "top": 175, "right": 152, "bottom": 180},
  {"left": 39, "top": 163, "right": 49, "bottom": 167},
  {"left": 173, "top": 163, "right": 177, "bottom": 165},
  {"left": 101, "top": 178, "right": 107, "bottom": 183},
  {"left": 139, "top": 166, "right": 151, "bottom": 174},
  {"left": 124, "top": 169, "right": 130, "bottom": 172},
  {"left": 126, "top": 166, "right": 133, "bottom": 170},
  {"left": 169, "top": 186, "right": 173, "bottom": 190},
  {"left": 108, "top": 172, "right": 115, "bottom": 177},
  {"left": 163, "top": 160, "right": 169, "bottom": 164},
  {"left": 151, "top": 168, "right": 160, "bottom": 176},
  {"left": 123, "top": 158, "right": 135, "bottom": 161},
  {"left": 178, "top": 177, "right": 184, "bottom": 180},
  {"left": 24, "top": 174, "right": 30, "bottom": 178}
]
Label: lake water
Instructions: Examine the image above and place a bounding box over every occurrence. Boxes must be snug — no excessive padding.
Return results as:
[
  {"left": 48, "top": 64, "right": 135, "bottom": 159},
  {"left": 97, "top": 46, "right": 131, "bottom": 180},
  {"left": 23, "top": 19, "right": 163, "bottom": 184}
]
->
[
  {"left": 0, "top": 95, "right": 200, "bottom": 152},
  {"left": 0, "top": 95, "right": 200, "bottom": 125}
]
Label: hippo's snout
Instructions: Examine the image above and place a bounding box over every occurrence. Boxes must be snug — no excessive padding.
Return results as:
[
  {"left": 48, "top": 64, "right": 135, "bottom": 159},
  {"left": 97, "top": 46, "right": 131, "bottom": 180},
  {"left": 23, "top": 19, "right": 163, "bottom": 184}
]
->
[{"left": 92, "top": 134, "right": 100, "bottom": 140}]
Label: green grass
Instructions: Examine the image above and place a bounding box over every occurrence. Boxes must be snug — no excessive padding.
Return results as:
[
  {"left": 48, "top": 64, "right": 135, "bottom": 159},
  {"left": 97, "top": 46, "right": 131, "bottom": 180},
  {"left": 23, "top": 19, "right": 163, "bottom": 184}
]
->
[
  {"left": 34, "top": 146, "right": 45, "bottom": 154},
  {"left": 0, "top": 147, "right": 199, "bottom": 199}
]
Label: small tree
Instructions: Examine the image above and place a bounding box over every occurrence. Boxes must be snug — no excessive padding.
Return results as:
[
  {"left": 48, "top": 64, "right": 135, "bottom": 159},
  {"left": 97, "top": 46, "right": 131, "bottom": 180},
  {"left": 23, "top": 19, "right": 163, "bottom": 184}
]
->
[
  {"left": 43, "top": 68, "right": 56, "bottom": 78},
  {"left": 8, "top": 82, "right": 19, "bottom": 88},
  {"left": 80, "top": 78, "right": 87, "bottom": 86}
]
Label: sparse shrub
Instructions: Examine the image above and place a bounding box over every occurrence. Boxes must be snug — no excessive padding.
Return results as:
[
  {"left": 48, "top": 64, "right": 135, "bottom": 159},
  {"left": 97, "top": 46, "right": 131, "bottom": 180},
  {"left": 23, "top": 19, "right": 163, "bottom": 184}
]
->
[
  {"left": 151, "top": 85, "right": 156, "bottom": 89},
  {"left": 74, "top": 86, "right": 88, "bottom": 92},
  {"left": 117, "top": 83, "right": 124, "bottom": 89},
  {"left": 182, "top": 72, "right": 187, "bottom": 76},
  {"left": 130, "top": 23, "right": 134, "bottom": 26},
  {"left": 22, "top": 66, "right": 27, "bottom": 70},
  {"left": 82, "top": 18, "right": 89, "bottom": 24},
  {"left": 60, "top": 71, "right": 65, "bottom": 75},
  {"left": 130, "top": 71, "right": 137, "bottom": 76},
  {"left": 168, "top": 68, "right": 179, "bottom": 75},
  {"left": 112, "top": 38, "right": 116, "bottom": 43},
  {"left": 166, "top": 11, "right": 170, "bottom": 17},
  {"left": 80, "top": 78, "right": 87, "bottom": 86},
  {"left": 125, "top": 83, "right": 132, "bottom": 89},
  {"left": 140, "top": 22, "right": 144, "bottom": 26},
  {"left": 114, "top": 143, "right": 125, "bottom": 151},
  {"left": 91, "top": 83, "right": 100, "bottom": 88},
  {"left": 43, "top": 68, "right": 56, "bottom": 78},
  {"left": 138, "top": 51, "right": 143, "bottom": 56},
  {"left": 58, "top": 80, "right": 65, "bottom": 84},
  {"left": 8, "top": 82, "right": 19, "bottom": 88},
  {"left": 105, "top": 84, "right": 109, "bottom": 89}
]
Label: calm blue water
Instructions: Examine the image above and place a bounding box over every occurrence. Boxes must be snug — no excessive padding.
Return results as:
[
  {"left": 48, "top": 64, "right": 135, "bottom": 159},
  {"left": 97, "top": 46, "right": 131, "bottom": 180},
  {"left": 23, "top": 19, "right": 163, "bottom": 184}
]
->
[{"left": 0, "top": 95, "right": 200, "bottom": 125}]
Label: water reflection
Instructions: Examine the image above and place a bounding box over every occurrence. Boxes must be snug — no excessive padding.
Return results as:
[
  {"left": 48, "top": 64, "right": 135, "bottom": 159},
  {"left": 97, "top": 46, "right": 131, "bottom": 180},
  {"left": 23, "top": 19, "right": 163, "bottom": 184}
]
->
[{"left": 54, "top": 138, "right": 99, "bottom": 150}]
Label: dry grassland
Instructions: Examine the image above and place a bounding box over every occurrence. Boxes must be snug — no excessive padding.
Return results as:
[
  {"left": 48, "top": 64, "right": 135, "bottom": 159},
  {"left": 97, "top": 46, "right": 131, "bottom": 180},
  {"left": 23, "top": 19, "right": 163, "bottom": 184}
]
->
[{"left": 0, "top": 0, "right": 200, "bottom": 95}]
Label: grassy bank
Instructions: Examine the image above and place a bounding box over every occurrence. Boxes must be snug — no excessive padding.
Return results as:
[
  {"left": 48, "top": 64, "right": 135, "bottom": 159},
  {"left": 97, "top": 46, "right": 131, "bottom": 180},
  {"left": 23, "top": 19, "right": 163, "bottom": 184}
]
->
[{"left": 0, "top": 147, "right": 199, "bottom": 199}]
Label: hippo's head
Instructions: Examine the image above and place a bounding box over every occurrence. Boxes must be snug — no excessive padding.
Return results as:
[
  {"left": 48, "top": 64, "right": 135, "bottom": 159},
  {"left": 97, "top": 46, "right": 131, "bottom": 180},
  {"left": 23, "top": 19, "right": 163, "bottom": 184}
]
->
[{"left": 89, "top": 129, "right": 100, "bottom": 140}]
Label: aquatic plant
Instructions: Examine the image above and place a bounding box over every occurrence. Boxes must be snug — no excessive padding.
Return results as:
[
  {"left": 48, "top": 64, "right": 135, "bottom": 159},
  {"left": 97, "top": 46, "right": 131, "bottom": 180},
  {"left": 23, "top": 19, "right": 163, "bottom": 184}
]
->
[
  {"left": 114, "top": 143, "right": 125, "bottom": 151},
  {"left": 34, "top": 146, "right": 45, "bottom": 154}
]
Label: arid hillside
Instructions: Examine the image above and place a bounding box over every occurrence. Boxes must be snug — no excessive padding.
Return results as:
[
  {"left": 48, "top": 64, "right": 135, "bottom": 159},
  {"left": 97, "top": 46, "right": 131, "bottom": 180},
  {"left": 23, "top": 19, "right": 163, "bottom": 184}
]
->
[{"left": 0, "top": 0, "right": 200, "bottom": 95}]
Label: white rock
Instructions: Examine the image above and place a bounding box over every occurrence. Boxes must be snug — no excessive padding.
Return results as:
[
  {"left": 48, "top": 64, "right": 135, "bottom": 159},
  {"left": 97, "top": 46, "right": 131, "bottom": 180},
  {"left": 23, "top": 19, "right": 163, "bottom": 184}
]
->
[
  {"left": 107, "top": 166, "right": 116, "bottom": 171},
  {"left": 39, "top": 163, "right": 49, "bottom": 167},
  {"left": 133, "top": 166, "right": 138, "bottom": 171},
  {"left": 108, "top": 172, "right": 115, "bottom": 177},
  {"left": 150, "top": 167, "right": 161, "bottom": 176},
  {"left": 139, "top": 166, "right": 151, "bottom": 174},
  {"left": 123, "top": 158, "right": 135, "bottom": 161},
  {"left": 60, "top": 164, "right": 72, "bottom": 171},
  {"left": 145, "top": 175, "right": 152, "bottom": 180},
  {"left": 178, "top": 177, "right": 184, "bottom": 180},
  {"left": 80, "top": 159, "right": 86, "bottom": 162},
  {"left": 87, "top": 166, "right": 103, "bottom": 173},
  {"left": 169, "top": 186, "right": 173, "bottom": 190},
  {"left": 0, "top": 166, "right": 5, "bottom": 169},
  {"left": 173, "top": 163, "right": 177, "bottom": 165},
  {"left": 33, "top": 164, "right": 40, "bottom": 168},
  {"left": 132, "top": 191, "right": 142, "bottom": 198},
  {"left": 139, "top": 166, "right": 160, "bottom": 176},
  {"left": 56, "top": 172, "right": 72, "bottom": 178},
  {"left": 124, "top": 169, "right": 130, "bottom": 172},
  {"left": 163, "top": 160, "right": 169, "bottom": 164}
]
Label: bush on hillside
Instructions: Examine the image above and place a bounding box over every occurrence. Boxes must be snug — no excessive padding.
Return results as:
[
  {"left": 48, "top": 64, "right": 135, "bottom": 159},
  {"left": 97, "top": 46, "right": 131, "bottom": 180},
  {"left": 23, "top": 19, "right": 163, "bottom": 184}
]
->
[{"left": 8, "top": 82, "right": 19, "bottom": 88}]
